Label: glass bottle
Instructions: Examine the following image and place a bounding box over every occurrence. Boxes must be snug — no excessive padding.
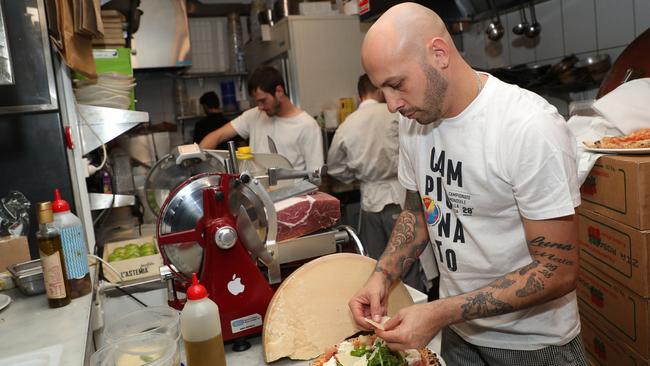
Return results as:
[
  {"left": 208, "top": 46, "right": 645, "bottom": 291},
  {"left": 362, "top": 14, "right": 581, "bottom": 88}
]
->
[
  {"left": 52, "top": 189, "right": 92, "bottom": 298},
  {"left": 36, "top": 201, "right": 71, "bottom": 308}
]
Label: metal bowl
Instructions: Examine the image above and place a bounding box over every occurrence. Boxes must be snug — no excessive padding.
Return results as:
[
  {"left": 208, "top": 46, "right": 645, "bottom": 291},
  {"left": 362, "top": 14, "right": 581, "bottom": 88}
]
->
[
  {"left": 575, "top": 54, "right": 611, "bottom": 81},
  {"left": 7, "top": 259, "right": 45, "bottom": 296}
]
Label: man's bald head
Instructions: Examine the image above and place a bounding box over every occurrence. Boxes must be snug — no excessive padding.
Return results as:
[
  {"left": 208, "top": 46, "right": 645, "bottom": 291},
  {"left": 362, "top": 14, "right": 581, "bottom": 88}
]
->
[{"left": 362, "top": 2, "right": 451, "bottom": 68}]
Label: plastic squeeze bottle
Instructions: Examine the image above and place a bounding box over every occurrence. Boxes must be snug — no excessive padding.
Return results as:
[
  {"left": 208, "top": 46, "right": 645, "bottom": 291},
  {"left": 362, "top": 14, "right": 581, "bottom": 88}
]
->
[
  {"left": 181, "top": 273, "right": 227, "bottom": 366},
  {"left": 52, "top": 189, "right": 91, "bottom": 298}
]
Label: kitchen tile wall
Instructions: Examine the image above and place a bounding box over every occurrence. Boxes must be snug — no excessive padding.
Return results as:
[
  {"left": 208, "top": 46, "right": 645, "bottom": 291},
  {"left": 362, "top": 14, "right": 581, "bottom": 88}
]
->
[
  {"left": 135, "top": 16, "right": 249, "bottom": 128},
  {"left": 461, "top": 0, "right": 649, "bottom": 70},
  {"left": 461, "top": 0, "right": 650, "bottom": 114}
]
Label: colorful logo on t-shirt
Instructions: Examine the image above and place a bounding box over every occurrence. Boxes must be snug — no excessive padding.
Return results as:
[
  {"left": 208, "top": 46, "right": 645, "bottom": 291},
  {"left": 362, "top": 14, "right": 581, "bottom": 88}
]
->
[{"left": 422, "top": 195, "right": 441, "bottom": 226}]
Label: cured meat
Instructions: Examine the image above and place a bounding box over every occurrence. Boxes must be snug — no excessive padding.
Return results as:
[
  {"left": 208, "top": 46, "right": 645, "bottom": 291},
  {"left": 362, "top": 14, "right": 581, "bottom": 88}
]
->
[{"left": 275, "top": 192, "right": 340, "bottom": 241}]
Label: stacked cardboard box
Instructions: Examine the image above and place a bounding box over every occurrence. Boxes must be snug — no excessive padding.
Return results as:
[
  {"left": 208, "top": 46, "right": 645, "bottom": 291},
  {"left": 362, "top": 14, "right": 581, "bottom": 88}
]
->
[
  {"left": 577, "top": 155, "right": 650, "bottom": 365},
  {"left": 93, "top": 10, "right": 126, "bottom": 48}
]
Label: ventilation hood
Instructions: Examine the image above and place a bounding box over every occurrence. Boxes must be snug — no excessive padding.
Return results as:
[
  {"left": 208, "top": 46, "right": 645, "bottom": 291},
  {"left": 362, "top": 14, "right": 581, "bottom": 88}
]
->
[{"left": 360, "top": 0, "right": 536, "bottom": 23}]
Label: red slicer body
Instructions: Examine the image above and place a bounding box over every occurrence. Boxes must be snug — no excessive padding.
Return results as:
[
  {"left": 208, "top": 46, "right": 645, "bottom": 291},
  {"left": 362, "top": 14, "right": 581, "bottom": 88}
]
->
[{"left": 156, "top": 172, "right": 274, "bottom": 341}]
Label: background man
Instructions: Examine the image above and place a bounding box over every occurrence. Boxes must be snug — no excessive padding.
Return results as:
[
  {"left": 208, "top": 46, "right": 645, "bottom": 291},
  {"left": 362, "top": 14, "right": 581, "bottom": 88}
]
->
[
  {"left": 349, "top": 3, "right": 586, "bottom": 365},
  {"left": 193, "top": 91, "right": 230, "bottom": 148},
  {"left": 199, "top": 66, "right": 324, "bottom": 171},
  {"left": 328, "top": 74, "right": 436, "bottom": 293}
]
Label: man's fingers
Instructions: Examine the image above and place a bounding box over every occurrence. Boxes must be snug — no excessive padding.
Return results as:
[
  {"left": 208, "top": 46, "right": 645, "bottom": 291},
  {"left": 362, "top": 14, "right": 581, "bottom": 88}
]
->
[
  {"left": 369, "top": 293, "right": 385, "bottom": 322},
  {"left": 382, "top": 315, "right": 400, "bottom": 331},
  {"left": 349, "top": 297, "right": 373, "bottom": 329}
]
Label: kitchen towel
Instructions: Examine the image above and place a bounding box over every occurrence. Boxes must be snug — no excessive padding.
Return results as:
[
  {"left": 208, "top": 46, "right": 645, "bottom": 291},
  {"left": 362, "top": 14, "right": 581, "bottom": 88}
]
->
[{"left": 592, "top": 78, "right": 650, "bottom": 134}]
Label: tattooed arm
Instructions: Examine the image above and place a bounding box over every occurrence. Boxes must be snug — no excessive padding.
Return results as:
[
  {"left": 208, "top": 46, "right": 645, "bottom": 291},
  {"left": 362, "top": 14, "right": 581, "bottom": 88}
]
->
[
  {"left": 453, "top": 215, "right": 578, "bottom": 321},
  {"left": 376, "top": 190, "right": 430, "bottom": 281},
  {"left": 376, "top": 214, "right": 579, "bottom": 350},
  {"left": 349, "top": 190, "right": 430, "bottom": 327}
]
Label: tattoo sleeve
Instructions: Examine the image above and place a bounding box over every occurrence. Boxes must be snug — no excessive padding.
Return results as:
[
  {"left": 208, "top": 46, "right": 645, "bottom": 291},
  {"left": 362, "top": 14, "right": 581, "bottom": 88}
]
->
[
  {"left": 375, "top": 190, "right": 430, "bottom": 281},
  {"left": 457, "top": 231, "right": 578, "bottom": 322}
]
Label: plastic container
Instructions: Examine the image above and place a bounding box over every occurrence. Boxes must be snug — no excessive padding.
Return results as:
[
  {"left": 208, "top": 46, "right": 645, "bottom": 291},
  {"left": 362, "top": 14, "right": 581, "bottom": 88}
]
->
[
  {"left": 90, "top": 333, "right": 180, "bottom": 366},
  {"left": 237, "top": 146, "right": 268, "bottom": 187},
  {"left": 181, "top": 273, "right": 226, "bottom": 366},
  {"left": 52, "top": 188, "right": 91, "bottom": 298},
  {"left": 220, "top": 80, "right": 239, "bottom": 113},
  {"left": 104, "top": 306, "right": 181, "bottom": 351}
]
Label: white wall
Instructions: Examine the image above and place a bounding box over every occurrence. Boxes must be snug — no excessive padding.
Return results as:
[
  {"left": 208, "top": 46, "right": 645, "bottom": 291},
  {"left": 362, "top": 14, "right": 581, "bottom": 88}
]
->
[{"left": 462, "top": 0, "right": 649, "bottom": 70}]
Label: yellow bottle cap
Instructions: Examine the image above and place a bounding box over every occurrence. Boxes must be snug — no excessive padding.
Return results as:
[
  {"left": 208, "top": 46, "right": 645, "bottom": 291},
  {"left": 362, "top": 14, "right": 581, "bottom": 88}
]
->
[{"left": 236, "top": 146, "right": 253, "bottom": 160}]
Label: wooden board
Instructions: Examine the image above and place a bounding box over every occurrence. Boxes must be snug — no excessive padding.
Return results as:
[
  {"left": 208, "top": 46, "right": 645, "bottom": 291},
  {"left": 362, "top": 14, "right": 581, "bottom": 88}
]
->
[
  {"left": 263, "top": 253, "right": 415, "bottom": 363},
  {"left": 597, "top": 28, "right": 650, "bottom": 98}
]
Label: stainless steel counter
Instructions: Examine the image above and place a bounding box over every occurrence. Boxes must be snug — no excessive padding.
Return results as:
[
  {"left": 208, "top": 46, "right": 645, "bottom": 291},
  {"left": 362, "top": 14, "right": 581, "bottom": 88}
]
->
[{"left": 0, "top": 284, "right": 93, "bottom": 365}]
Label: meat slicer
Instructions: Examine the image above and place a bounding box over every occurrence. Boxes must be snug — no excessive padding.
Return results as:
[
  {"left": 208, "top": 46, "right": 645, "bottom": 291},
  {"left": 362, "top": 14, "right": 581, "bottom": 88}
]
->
[{"left": 152, "top": 143, "right": 364, "bottom": 346}]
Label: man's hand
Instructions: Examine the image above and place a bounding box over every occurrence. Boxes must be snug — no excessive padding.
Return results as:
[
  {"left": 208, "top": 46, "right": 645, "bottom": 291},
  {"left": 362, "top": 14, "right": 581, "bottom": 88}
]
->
[
  {"left": 349, "top": 271, "right": 391, "bottom": 329},
  {"left": 375, "top": 302, "right": 446, "bottom": 350}
]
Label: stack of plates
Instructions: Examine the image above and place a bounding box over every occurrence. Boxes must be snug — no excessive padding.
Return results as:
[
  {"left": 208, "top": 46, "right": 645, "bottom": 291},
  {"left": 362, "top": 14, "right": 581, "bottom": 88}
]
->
[{"left": 74, "top": 72, "right": 135, "bottom": 109}]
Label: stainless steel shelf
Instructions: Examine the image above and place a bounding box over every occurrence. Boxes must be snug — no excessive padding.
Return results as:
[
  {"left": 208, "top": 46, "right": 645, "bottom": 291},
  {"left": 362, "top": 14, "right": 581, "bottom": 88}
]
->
[{"left": 77, "top": 104, "right": 150, "bottom": 155}]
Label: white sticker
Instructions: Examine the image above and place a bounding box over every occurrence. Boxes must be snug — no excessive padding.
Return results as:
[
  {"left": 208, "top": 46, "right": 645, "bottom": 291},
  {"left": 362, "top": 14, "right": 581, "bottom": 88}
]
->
[
  {"left": 92, "top": 49, "right": 118, "bottom": 59},
  {"left": 231, "top": 313, "right": 262, "bottom": 333}
]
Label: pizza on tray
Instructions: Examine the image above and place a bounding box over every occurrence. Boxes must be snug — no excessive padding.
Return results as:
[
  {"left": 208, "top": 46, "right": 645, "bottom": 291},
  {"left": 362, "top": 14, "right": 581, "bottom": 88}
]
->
[
  {"left": 311, "top": 334, "right": 442, "bottom": 366},
  {"left": 584, "top": 128, "right": 650, "bottom": 149}
]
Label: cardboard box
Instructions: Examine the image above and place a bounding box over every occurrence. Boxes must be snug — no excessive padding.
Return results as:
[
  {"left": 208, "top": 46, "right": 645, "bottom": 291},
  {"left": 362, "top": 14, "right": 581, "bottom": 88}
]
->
[
  {"left": 0, "top": 236, "right": 30, "bottom": 272},
  {"left": 101, "top": 236, "right": 162, "bottom": 283},
  {"left": 581, "top": 312, "right": 650, "bottom": 366},
  {"left": 577, "top": 261, "right": 650, "bottom": 358},
  {"left": 580, "top": 155, "right": 650, "bottom": 230},
  {"left": 577, "top": 208, "right": 650, "bottom": 297}
]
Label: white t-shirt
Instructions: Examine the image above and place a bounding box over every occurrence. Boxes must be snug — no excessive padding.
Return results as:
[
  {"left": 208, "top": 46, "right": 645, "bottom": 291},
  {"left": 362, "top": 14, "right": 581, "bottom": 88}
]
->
[
  {"left": 327, "top": 99, "right": 405, "bottom": 212},
  {"left": 231, "top": 108, "right": 324, "bottom": 171},
  {"left": 398, "top": 73, "right": 581, "bottom": 350}
]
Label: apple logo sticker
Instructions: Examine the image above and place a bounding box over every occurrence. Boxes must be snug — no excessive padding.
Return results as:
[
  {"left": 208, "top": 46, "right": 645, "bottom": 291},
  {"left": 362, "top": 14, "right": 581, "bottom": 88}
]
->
[{"left": 227, "top": 274, "right": 245, "bottom": 296}]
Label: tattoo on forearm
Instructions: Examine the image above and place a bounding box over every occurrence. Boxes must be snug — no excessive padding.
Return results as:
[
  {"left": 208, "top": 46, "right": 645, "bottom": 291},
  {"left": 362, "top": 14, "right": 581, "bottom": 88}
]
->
[
  {"left": 374, "top": 265, "right": 396, "bottom": 282},
  {"left": 516, "top": 274, "right": 544, "bottom": 297},
  {"left": 489, "top": 277, "right": 515, "bottom": 289},
  {"left": 404, "top": 191, "right": 422, "bottom": 212},
  {"left": 518, "top": 261, "right": 539, "bottom": 275},
  {"left": 532, "top": 251, "right": 575, "bottom": 266},
  {"left": 386, "top": 213, "right": 417, "bottom": 252},
  {"left": 376, "top": 191, "right": 427, "bottom": 280},
  {"left": 461, "top": 292, "right": 514, "bottom": 320},
  {"left": 528, "top": 236, "right": 573, "bottom": 251}
]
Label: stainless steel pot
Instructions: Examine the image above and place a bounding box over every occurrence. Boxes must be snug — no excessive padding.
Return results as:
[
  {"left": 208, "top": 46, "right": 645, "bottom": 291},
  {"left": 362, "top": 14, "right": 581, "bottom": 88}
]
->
[{"left": 7, "top": 259, "right": 45, "bottom": 296}]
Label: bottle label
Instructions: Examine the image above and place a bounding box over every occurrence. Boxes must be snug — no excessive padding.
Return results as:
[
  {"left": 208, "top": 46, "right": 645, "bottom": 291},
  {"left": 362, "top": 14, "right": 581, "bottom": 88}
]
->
[
  {"left": 60, "top": 225, "right": 90, "bottom": 279},
  {"left": 40, "top": 251, "right": 67, "bottom": 299}
]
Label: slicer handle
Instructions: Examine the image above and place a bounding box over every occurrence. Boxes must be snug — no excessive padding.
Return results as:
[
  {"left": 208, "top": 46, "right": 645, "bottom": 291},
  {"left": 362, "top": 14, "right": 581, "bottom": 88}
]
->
[{"left": 268, "top": 166, "right": 327, "bottom": 186}]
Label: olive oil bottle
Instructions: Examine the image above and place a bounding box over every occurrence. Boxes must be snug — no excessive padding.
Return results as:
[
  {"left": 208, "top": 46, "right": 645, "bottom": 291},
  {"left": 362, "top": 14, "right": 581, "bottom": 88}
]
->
[{"left": 36, "top": 202, "right": 71, "bottom": 308}]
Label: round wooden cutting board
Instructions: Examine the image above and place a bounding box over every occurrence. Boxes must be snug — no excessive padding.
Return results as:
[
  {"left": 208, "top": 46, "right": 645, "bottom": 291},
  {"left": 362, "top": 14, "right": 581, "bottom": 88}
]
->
[{"left": 263, "top": 253, "right": 415, "bottom": 363}]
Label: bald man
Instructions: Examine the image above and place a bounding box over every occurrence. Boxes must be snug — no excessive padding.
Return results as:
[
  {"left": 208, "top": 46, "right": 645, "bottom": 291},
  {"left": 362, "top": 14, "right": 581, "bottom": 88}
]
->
[{"left": 348, "top": 3, "right": 586, "bottom": 365}]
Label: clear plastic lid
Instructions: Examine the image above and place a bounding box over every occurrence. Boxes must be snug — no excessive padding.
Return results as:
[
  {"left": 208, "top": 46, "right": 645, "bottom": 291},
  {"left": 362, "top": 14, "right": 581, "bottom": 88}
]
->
[{"left": 90, "top": 333, "right": 179, "bottom": 366}]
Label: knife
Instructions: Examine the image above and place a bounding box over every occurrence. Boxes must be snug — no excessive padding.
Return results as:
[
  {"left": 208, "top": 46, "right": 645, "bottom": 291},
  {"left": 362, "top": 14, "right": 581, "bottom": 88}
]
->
[{"left": 267, "top": 135, "right": 278, "bottom": 154}]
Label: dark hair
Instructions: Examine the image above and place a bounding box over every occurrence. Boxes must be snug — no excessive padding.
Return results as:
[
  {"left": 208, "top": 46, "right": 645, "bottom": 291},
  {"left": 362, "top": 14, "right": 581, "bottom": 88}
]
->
[
  {"left": 199, "top": 91, "right": 220, "bottom": 109},
  {"left": 357, "top": 74, "right": 378, "bottom": 99},
  {"left": 247, "top": 65, "right": 287, "bottom": 97}
]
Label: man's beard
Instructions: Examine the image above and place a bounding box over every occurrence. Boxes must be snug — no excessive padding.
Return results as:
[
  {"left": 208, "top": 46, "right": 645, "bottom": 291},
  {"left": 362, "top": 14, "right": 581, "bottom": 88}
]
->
[
  {"left": 404, "top": 64, "right": 448, "bottom": 125},
  {"left": 264, "top": 97, "right": 282, "bottom": 117}
]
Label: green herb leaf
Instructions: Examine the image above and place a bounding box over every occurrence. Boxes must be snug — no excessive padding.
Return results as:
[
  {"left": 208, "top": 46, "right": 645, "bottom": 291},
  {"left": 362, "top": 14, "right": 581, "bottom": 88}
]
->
[{"left": 139, "top": 355, "right": 154, "bottom": 364}]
